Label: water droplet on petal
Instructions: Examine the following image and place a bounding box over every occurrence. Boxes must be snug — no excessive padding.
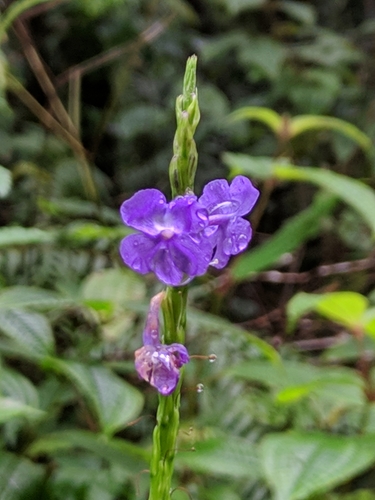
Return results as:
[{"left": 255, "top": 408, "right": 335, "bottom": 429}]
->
[
  {"left": 208, "top": 354, "right": 217, "bottom": 363},
  {"left": 196, "top": 383, "right": 204, "bottom": 393},
  {"left": 237, "top": 233, "right": 249, "bottom": 251},
  {"left": 133, "top": 241, "right": 139, "bottom": 247}
]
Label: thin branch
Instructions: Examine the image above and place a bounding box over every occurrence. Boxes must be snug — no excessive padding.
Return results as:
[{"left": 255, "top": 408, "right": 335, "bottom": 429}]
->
[
  {"left": 12, "top": 18, "right": 76, "bottom": 134},
  {"left": 19, "top": 0, "right": 67, "bottom": 19},
  {"left": 55, "top": 14, "right": 175, "bottom": 87},
  {"left": 6, "top": 73, "right": 97, "bottom": 200},
  {"left": 252, "top": 256, "right": 375, "bottom": 284}
]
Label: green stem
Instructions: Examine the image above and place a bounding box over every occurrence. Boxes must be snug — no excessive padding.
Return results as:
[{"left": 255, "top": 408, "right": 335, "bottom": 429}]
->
[
  {"left": 148, "top": 55, "right": 199, "bottom": 499},
  {"left": 149, "top": 287, "right": 187, "bottom": 499}
]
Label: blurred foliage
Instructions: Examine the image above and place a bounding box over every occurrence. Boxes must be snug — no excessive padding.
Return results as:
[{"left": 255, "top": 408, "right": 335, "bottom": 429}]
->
[{"left": 2, "top": 0, "right": 375, "bottom": 499}]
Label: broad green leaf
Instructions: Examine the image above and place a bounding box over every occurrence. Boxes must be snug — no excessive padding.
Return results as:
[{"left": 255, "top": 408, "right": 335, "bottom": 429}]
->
[
  {"left": 238, "top": 37, "right": 287, "bottom": 80},
  {"left": 0, "top": 397, "right": 44, "bottom": 423},
  {"left": 224, "top": 152, "right": 275, "bottom": 180},
  {"left": 294, "top": 32, "right": 362, "bottom": 68},
  {"left": 0, "top": 452, "right": 45, "bottom": 499},
  {"left": 229, "top": 106, "right": 282, "bottom": 134},
  {"left": 0, "top": 367, "right": 39, "bottom": 407},
  {"left": 0, "top": 286, "right": 71, "bottom": 310},
  {"left": 280, "top": 1, "right": 316, "bottom": 25},
  {"left": 40, "top": 198, "right": 120, "bottom": 224},
  {"left": 81, "top": 268, "right": 146, "bottom": 307},
  {"left": 0, "top": 309, "right": 55, "bottom": 359},
  {"left": 260, "top": 432, "right": 375, "bottom": 500},
  {"left": 63, "top": 221, "right": 129, "bottom": 244},
  {"left": 219, "top": 0, "right": 266, "bottom": 15},
  {"left": 177, "top": 434, "right": 260, "bottom": 479},
  {"left": 187, "top": 308, "right": 280, "bottom": 362},
  {"left": 316, "top": 292, "right": 368, "bottom": 329},
  {"left": 290, "top": 115, "right": 372, "bottom": 153},
  {"left": 228, "top": 359, "right": 319, "bottom": 388},
  {"left": 0, "top": 227, "right": 55, "bottom": 247},
  {"left": 286, "top": 292, "right": 324, "bottom": 333},
  {"left": 274, "top": 165, "right": 375, "bottom": 236},
  {"left": 322, "top": 335, "right": 375, "bottom": 362},
  {"left": 363, "top": 307, "right": 375, "bottom": 337},
  {"left": 42, "top": 358, "right": 144, "bottom": 436},
  {"left": 27, "top": 429, "right": 148, "bottom": 473},
  {"left": 275, "top": 375, "right": 364, "bottom": 406},
  {"left": 229, "top": 359, "right": 362, "bottom": 389},
  {"left": 0, "top": 165, "right": 11, "bottom": 198},
  {"left": 232, "top": 193, "right": 336, "bottom": 279}
]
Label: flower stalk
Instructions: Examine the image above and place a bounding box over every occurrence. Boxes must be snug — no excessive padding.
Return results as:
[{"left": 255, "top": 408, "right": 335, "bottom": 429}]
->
[
  {"left": 119, "top": 55, "right": 259, "bottom": 498},
  {"left": 147, "top": 56, "right": 198, "bottom": 500}
]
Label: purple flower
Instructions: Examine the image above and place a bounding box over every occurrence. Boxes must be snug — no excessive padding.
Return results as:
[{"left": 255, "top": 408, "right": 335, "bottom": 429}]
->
[
  {"left": 120, "top": 189, "right": 212, "bottom": 286},
  {"left": 134, "top": 292, "right": 189, "bottom": 396},
  {"left": 199, "top": 176, "right": 260, "bottom": 269}
]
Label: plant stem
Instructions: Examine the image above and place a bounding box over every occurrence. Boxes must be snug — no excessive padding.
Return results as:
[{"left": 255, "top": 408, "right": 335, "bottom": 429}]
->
[
  {"left": 148, "top": 55, "right": 199, "bottom": 499},
  {"left": 148, "top": 287, "right": 187, "bottom": 499}
]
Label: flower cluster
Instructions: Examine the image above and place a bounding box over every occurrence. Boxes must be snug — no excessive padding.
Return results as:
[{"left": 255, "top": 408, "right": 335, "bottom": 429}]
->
[
  {"left": 120, "top": 176, "right": 259, "bottom": 286},
  {"left": 134, "top": 292, "right": 189, "bottom": 395}
]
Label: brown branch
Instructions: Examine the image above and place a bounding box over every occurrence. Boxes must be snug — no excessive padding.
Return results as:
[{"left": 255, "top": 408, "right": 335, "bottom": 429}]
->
[
  {"left": 252, "top": 256, "right": 375, "bottom": 284},
  {"left": 55, "top": 14, "right": 175, "bottom": 87},
  {"left": 19, "top": 0, "right": 67, "bottom": 20},
  {"left": 12, "top": 17, "right": 77, "bottom": 134},
  {"left": 6, "top": 73, "right": 97, "bottom": 200}
]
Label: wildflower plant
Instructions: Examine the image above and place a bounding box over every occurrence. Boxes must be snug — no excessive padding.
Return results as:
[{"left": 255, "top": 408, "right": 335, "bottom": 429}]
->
[{"left": 119, "top": 56, "right": 259, "bottom": 499}]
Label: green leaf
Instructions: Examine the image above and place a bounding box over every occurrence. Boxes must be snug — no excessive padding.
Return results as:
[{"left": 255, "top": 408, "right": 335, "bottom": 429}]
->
[
  {"left": 286, "top": 292, "right": 323, "bottom": 333},
  {"left": 223, "top": 152, "right": 275, "bottom": 180},
  {"left": 219, "top": 0, "right": 266, "bottom": 15},
  {"left": 316, "top": 292, "right": 368, "bottom": 329},
  {"left": 363, "top": 307, "right": 375, "bottom": 338},
  {"left": 187, "top": 308, "right": 280, "bottom": 362},
  {"left": 42, "top": 358, "right": 144, "bottom": 436},
  {"left": 27, "top": 429, "right": 148, "bottom": 474},
  {"left": 260, "top": 432, "right": 375, "bottom": 500},
  {"left": 0, "top": 452, "right": 45, "bottom": 499},
  {"left": 232, "top": 193, "right": 336, "bottom": 279},
  {"left": 280, "top": 1, "right": 316, "bottom": 25},
  {"left": 177, "top": 434, "right": 260, "bottom": 479},
  {"left": 238, "top": 37, "right": 287, "bottom": 80},
  {"left": 0, "top": 309, "right": 55, "bottom": 359},
  {"left": 0, "top": 227, "right": 55, "bottom": 247},
  {"left": 81, "top": 268, "right": 146, "bottom": 307},
  {"left": 286, "top": 292, "right": 326, "bottom": 333},
  {"left": 290, "top": 115, "right": 372, "bottom": 154},
  {"left": 0, "top": 367, "right": 39, "bottom": 407},
  {"left": 0, "top": 165, "right": 11, "bottom": 198},
  {"left": 0, "top": 286, "right": 72, "bottom": 310},
  {"left": 229, "top": 359, "right": 364, "bottom": 404},
  {"left": 274, "top": 165, "right": 375, "bottom": 237},
  {"left": 0, "top": 398, "right": 44, "bottom": 424},
  {"left": 229, "top": 106, "right": 282, "bottom": 134}
]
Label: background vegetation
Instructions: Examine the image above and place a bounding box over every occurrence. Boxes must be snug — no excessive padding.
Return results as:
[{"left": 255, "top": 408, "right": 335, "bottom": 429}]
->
[{"left": 2, "top": 0, "right": 375, "bottom": 498}]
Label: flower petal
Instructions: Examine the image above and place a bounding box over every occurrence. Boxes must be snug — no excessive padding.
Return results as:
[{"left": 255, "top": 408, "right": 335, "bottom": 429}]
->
[
  {"left": 171, "top": 234, "right": 212, "bottom": 277},
  {"left": 152, "top": 246, "right": 185, "bottom": 286},
  {"left": 229, "top": 176, "right": 260, "bottom": 216},
  {"left": 199, "top": 179, "right": 230, "bottom": 212},
  {"left": 169, "top": 195, "right": 209, "bottom": 234},
  {"left": 223, "top": 217, "right": 251, "bottom": 255},
  {"left": 210, "top": 229, "right": 231, "bottom": 269},
  {"left": 120, "top": 189, "right": 166, "bottom": 236},
  {"left": 119, "top": 233, "right": 155, "bottom": 274},
  {"left": 166, "top": 343, "right": 190, "bottom": 366}
]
